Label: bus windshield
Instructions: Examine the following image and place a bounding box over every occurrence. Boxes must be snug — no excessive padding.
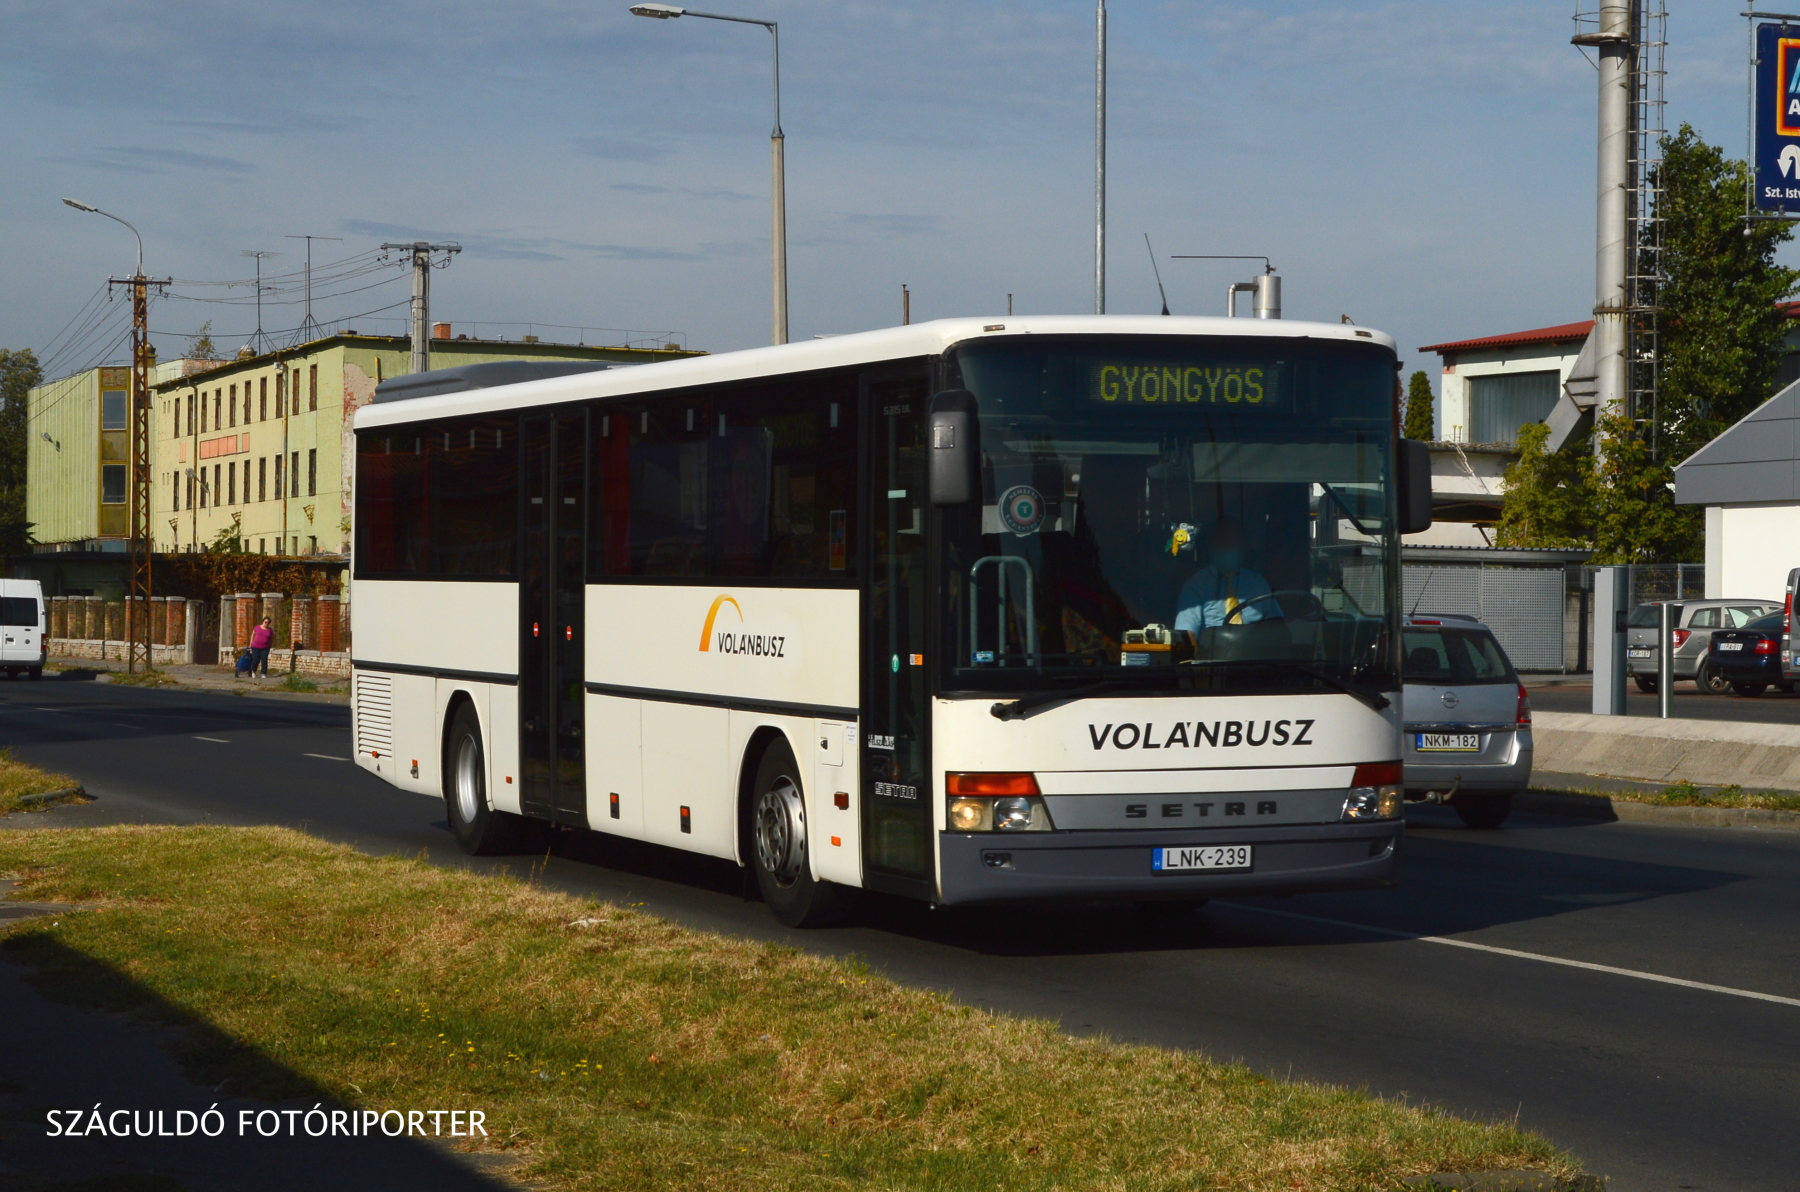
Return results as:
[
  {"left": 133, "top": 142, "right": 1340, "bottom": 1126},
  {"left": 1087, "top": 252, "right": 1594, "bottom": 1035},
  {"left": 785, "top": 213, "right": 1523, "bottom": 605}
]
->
[{"left": 940, "top": 335, "right": 1400, "bottom": 696}]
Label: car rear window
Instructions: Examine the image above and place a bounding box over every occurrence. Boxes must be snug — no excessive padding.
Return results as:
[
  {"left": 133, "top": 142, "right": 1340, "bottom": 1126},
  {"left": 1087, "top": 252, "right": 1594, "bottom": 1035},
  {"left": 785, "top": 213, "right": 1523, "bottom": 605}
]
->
[
  {"left": 1747, "top": 612, "right": 1785, "bottom": 631},
  {"left": 0, "top": 597, "right": 36, "bottom": 627},
  {"left": 1628, "top": 604, "right": 1663, "bottom": 628},
  {"left": 1727, "top": 606, "right": 1774, "bottom": 627},
  {"left": 1403, "top": 627, "right": 1517, "bottom": 685}
]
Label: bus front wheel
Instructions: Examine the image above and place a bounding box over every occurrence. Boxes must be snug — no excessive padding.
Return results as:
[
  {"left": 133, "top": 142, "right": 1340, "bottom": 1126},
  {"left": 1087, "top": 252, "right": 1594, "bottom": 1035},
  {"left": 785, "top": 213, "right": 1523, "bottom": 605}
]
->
[
  {"left": 443, "top": 703, "right": 526, "bottom": 856},
  {"left": 749, "top": 741, "right": 854, "bottom": 928}
]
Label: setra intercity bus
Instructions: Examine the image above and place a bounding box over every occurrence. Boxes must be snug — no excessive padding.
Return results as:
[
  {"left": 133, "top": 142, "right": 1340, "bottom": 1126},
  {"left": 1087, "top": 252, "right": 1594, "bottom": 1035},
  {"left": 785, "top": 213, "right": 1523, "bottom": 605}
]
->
[{"left": 349, "top": 316, "right": 1433, "bottom": 925}]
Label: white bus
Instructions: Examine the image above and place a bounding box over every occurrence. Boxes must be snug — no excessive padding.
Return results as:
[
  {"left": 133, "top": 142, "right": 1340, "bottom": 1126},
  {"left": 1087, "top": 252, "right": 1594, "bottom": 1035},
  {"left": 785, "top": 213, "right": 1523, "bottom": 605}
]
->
[{"left": 350, "top": 317, "right": 1432, "bottom": 926}]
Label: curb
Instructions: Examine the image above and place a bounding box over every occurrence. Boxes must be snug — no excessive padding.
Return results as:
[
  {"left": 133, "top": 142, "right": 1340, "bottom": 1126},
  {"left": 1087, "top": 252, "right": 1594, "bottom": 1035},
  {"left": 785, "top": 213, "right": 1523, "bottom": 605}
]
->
[
  {"left": 1520, "top": 789, "right": 1800, "bottom": 831},
  {"left": 13, "top": 787, "right": 87, "bottom": 809}
]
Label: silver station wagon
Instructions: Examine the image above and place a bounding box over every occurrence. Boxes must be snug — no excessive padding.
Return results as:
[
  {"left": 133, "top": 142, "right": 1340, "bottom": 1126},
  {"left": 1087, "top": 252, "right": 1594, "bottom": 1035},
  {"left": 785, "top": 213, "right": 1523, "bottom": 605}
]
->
[{"left": 1400, "top": 615, "right": 1532, "bottom": 828}]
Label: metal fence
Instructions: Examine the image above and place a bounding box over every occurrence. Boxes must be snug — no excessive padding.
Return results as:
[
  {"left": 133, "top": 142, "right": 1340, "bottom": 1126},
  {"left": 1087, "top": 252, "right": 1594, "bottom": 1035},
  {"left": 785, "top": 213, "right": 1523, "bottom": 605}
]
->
[
  {"left": 1576, "top": 563, "right": 1705, "bottom": 607},
  {"left": 1402, "top": 564, "right": 1568, "bottom": 671}
]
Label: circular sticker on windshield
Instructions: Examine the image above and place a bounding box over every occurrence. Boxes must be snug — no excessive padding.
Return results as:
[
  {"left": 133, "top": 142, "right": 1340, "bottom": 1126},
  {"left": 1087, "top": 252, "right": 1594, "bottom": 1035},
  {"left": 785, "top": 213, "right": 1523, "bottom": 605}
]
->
[{"left": 999, "top": 485, "right": 1045, "bottom": 536}]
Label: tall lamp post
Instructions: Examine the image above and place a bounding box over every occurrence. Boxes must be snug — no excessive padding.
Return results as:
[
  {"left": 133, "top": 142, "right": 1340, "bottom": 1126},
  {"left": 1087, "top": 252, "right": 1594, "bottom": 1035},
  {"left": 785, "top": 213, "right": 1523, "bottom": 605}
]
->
[
  {"left": 629, "top": 3, "right": 788, "bottom": 344},
  {"left": 62, "top": 197, "right": 165, "bottom": 673}
]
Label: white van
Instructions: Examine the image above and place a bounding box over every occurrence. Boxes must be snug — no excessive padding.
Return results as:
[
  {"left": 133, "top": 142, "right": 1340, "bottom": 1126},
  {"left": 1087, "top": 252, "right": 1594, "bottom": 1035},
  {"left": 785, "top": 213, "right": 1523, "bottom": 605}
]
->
[{"left": 0, "top": 578, "right": 46, "bottom": 680}]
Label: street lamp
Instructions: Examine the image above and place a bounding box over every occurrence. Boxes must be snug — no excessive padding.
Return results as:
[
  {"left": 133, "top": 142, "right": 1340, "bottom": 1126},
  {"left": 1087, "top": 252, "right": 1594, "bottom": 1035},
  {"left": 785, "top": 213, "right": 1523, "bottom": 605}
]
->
[
  {"left": 62, "top": 197, "right": 143, "bottom": 278},
  {"left": 629, "top": 3, "right": 788, "bottom": 345}
]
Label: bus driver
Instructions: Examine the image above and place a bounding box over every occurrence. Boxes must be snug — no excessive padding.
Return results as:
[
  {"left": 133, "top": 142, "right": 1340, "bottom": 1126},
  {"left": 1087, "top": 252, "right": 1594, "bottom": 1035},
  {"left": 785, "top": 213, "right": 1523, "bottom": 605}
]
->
[{"left": 1173, "top": 521, "right": 1279, "bottom": 632}]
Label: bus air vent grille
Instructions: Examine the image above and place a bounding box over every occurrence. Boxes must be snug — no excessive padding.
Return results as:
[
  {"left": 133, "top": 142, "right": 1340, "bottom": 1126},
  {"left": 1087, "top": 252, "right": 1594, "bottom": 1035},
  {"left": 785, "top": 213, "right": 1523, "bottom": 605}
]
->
[{"left": 354, "top": 672, "right": 394, "bottom": 755}]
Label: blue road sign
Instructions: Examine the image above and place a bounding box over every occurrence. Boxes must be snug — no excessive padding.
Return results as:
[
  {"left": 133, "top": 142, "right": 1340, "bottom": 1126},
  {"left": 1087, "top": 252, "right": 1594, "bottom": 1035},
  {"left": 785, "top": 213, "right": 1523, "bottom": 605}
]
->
[{"left": 1756, "top": 22, "right": 1800, "bottom": 214}]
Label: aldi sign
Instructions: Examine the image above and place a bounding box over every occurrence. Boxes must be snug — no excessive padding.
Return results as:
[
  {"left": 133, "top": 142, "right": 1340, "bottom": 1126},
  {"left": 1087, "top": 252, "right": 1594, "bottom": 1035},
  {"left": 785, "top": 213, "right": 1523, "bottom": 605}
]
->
[{"left": 1756, "top": 23, "right": 1800, "bottom": 213}]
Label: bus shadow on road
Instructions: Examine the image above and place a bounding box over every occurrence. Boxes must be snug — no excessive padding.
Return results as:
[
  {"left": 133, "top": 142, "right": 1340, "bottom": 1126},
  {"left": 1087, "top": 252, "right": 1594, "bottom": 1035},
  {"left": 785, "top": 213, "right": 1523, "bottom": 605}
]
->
[{"left": 0, "top": 935, "right": 516, "bottom": 1190}]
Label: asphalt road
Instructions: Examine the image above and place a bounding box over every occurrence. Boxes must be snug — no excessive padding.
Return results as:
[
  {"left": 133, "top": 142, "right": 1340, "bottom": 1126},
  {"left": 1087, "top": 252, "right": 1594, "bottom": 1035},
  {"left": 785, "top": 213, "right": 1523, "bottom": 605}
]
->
[
  {"left": 1529, "top": 679, "right": 1800, "bottom": 725},
  {"left": 3, "top": 676, "right": 1798, "bottom": 1191}
]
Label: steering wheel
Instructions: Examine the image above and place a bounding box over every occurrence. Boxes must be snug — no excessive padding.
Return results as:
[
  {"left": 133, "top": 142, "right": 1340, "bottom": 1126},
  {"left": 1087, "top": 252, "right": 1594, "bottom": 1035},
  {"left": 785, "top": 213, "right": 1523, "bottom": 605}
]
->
[{"left": 1221, "top": 589, "right": 1324, "bottom": 625}]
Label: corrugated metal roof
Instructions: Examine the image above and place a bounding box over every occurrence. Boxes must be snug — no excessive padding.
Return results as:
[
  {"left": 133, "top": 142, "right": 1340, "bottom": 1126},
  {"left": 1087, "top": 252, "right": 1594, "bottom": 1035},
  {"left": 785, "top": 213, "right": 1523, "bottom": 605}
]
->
[{"left": 1418, "top": 321, "right": 1593, "bottom": 356}]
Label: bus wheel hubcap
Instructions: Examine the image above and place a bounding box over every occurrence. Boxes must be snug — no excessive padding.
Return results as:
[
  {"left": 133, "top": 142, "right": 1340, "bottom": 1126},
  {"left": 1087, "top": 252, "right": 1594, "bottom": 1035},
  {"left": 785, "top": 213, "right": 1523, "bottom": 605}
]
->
[
  {"left": 455, "top": 735, "right": 480, "bottom": 824},
  {"left": 755, "top": 778, "right": 806, "bottom": 886}
]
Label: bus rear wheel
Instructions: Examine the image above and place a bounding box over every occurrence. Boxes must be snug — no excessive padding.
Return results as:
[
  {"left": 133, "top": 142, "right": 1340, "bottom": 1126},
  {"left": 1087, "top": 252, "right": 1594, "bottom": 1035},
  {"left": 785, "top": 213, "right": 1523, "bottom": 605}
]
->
[
  {"left": 443, "top": 703, "right": 526, "bottom": 856},
  {"left": 749, "top": 741, "right": 854, "bottom": 928}
]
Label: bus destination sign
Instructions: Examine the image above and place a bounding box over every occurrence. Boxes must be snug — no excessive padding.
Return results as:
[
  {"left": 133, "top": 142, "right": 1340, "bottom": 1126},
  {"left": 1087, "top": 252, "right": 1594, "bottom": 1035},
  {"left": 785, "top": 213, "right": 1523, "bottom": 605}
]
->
[
  {"left": 1756, "top": 23, "right": 1800, "bottom": 215},
  {"left": 1087, "top": 361, "right": 1284, "bottom": 409}
]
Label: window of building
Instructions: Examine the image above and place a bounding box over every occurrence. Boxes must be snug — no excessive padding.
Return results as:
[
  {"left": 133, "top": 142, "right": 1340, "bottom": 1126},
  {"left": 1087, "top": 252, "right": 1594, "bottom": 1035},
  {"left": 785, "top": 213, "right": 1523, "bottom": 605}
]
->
[
  {"left": 259, "top": 457, "right": 267, "bottom": 502},
  {"left": 274, "top": 454, "right": 284, "bottom": 500},
  {"left": 259, "top": 377, "right": 267, "bottom": 421},
  {"left": 171, "top": 472, "right": 180, "bottom": 512},
  {"left": 189, "top": 472, "right": 197, "bottom": 510},
  {"left": 101, "top": 464, "right": 126, "bottom": 505},
  {"left": 243, "top": 385, "right": 251, "bottom": 426},
  {"left": 309, "top": 364, "right": 318, "bottom": 411},
  {"left": 101, "top": 389, "right": 127, "bottom": 430},
  {"left": 229, "top": 385, "right": 238, "bottom": 427},
  {"left": 1467, "top": 371, "right": 1560, "bottom": 447},
  {"left": 276, "top": 372, "right": 285, "bottom": 418},
  {"left": 308, "top": 535, "right": 317, "bottom": 554},
  {"left": 213, "top": 465, "right": 221, "bottom": 507},
  {"left": 289, "top": 452, "right": 299, "bottom": 498},
  {"left": 307, "top": 448, "right": 317, "bottom": 495},
  {"left": 228, "top": 462, "right": 237, "bottom": 505}
]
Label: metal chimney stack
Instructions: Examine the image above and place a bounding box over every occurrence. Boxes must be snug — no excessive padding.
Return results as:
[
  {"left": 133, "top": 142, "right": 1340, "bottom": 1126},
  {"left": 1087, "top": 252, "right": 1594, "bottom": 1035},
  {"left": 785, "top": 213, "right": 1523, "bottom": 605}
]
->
[
  {"left": 1580, "top": 2, "right": 1634, "bottom": 429},
  {"left": 1253, "top": 273, "right": 1281, "bottom": 320}
]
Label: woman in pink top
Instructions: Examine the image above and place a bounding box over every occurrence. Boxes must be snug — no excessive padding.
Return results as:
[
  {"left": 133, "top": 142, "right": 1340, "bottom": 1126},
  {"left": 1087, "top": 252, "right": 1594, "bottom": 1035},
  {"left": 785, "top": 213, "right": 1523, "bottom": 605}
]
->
[{"left": 248, "top": 616, "right": 274, "bottom": 678}]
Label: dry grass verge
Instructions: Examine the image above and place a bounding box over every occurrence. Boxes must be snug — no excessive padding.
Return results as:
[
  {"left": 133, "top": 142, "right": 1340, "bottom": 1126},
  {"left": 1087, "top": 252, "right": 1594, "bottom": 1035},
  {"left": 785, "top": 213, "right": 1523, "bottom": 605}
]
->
[
  {"left": 0, "top": 826, "right": 1576, "bottom": 1190},
  {"left": 0, "top": 749, "right": 79, "bottom": 814}
]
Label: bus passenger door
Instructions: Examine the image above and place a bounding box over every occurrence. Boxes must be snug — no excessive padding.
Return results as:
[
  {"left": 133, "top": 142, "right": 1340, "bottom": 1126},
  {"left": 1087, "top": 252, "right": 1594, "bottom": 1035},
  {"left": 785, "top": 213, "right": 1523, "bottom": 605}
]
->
[
  {"left": 519, "top": 412, "right": 588, "bottom": 827},
  {"left": 862, "top": 370, "right": 934, "bottom": 897}
]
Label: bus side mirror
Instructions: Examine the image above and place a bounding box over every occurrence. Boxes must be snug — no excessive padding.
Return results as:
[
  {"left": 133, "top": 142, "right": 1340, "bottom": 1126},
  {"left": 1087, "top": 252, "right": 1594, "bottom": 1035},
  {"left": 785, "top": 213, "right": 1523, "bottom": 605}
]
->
[
  {"left": 929, "top": 390, "right": 981, "bottom": 506},
  {"left": 1397, "top": 438, "right": 1432, "bottom": 535}
]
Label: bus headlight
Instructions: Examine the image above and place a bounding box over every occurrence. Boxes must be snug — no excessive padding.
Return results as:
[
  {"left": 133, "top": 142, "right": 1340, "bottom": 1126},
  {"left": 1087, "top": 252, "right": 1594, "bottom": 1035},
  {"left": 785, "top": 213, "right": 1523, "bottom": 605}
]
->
[
  {"left": 1343, "top": 763, "right": 1403, "bottom": 821},
  {"left": 993, "top": 797, "right": 1033, "bottom": 830},
  {"left": 948, "top": 797, "right": 993, "bottom": 832},
  {"left": 945, "top": 774, "right": 1055, "bottom": 832}
]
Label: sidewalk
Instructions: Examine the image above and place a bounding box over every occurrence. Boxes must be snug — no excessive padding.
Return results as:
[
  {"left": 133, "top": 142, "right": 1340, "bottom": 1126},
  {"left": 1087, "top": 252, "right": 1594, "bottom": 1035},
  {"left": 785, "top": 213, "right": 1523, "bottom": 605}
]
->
[{"left": 46, "top": 656, "right": 350, "bottom": 704}]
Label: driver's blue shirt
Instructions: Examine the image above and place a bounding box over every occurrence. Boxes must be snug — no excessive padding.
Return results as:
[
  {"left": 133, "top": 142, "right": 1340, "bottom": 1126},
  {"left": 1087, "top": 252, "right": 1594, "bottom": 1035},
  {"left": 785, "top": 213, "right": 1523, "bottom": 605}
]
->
[{"left": 1174, "top": 567, "right": 1276, "bottom": 633}]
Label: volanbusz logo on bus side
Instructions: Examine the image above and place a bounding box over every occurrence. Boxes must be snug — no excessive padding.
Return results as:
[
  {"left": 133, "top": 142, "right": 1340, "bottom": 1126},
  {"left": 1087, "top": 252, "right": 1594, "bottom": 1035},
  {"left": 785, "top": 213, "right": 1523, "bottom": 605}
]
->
[
  {"left": 698, "top": 594, "right": 789, "bottom": 659},
  {"left": 1088, "top": 719, "right": 1315, "bottom": 750}
]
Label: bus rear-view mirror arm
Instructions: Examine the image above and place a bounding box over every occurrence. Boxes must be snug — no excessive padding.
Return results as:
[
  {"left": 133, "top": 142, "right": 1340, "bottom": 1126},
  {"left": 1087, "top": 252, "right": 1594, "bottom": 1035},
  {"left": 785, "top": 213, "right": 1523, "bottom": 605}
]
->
[{"left": 928, "top": 389, "right": 981, "bottom": 506}]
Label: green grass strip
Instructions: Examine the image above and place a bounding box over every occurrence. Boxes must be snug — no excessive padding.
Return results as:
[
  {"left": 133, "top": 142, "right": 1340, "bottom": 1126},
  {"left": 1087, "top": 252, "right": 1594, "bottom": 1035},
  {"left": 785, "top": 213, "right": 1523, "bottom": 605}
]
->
[
  {"left": 0, "top": 748, "right": 78, "bottom": 815},
  {"left": 0, "top": 826, "right": 1576, "bottom": 1190}
]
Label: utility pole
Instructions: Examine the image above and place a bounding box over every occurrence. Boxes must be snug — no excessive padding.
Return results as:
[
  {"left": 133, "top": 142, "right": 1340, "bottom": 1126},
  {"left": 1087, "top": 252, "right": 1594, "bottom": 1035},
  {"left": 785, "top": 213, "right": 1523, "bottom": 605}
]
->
[
  {"left": 241, "top": 249, "right": 280, "bottom": 355},
  {"left": 1095, "top": 0, "right": 1107, "bottom": 315},
  {"left": 1575, "top": 2, "right": 1633, "bottom": 443},
  {"left": 110, "top": 267, "right": 170, "bottom": 673},
  {"left": 284, "top": 234, "right": 342, "bottom": 345},
  {"left": 381, "top": 241, "right": 462, "bottom": 374}
]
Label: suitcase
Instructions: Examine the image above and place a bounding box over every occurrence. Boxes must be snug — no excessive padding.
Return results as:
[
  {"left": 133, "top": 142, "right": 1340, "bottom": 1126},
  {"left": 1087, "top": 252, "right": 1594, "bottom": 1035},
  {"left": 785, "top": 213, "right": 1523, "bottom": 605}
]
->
[{"left": 235, "top": 649, "right": 253, "bottom": 675}]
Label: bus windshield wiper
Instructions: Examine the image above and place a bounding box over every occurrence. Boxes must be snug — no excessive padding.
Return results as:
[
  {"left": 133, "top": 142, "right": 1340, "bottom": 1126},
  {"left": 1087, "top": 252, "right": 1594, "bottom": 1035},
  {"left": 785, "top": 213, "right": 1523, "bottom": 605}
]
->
[
  {"left": 1191, "top": 658, "right": 1391, "bottom": 711},
  {"left": 990, "top": 679, "right": 1162, "bottom": 721}
]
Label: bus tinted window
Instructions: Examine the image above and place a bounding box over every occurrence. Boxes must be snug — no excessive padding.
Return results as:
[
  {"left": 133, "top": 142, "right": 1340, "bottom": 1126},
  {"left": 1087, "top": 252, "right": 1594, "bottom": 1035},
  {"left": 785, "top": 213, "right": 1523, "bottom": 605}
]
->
[
  {"left": 356, "top": 418, "right": 517, "bottom": 577},
  {"left": 357, "top": 429, "right": 429, "bottom": 575},
  {"left": 592, "top": 373, "right": 857, "bottom": 581}
]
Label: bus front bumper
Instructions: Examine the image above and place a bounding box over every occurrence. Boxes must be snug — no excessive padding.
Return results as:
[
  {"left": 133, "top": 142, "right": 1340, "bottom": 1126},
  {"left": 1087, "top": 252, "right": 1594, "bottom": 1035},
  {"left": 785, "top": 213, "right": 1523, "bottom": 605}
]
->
[{"left": 936, "top": 821, "right": 1400, "bottom": 906}]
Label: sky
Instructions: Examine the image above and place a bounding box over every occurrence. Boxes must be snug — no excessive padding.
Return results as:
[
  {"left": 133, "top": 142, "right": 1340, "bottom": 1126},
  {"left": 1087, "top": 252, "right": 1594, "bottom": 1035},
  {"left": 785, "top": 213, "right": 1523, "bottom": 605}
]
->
[{"left": 0, "top": 0, "right": 1777, "bottom": 392}]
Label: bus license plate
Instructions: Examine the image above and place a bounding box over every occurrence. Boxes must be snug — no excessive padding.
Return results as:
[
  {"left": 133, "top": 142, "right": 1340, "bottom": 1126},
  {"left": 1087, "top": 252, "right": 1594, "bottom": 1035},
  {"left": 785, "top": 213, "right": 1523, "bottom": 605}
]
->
[
  {"left": 1153, "top": 845, "right": 1251, "bottom": 872},
  {"left": 1416, "top": 733, "right": 1480, "bottom": 751}
]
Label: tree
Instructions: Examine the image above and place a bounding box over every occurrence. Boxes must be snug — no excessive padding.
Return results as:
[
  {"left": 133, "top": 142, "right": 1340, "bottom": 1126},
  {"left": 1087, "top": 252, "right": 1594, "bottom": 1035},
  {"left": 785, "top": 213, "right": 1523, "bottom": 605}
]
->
[
  {"left": 1495, "top": 422, "right": 1594, "bottom": 549},
  {"left": 1497, "top": 125, "right": 1799, "bottom": 560},
  {"left": 186, "top": 321, "right": 221, "bottom": 362},
  {"left": 0, "top": 349, "right": 41, "bottom": 557},
  {"left": 1402, "top": 370, "right": 1436, "bottom": 440},
  {"left": 1654, "top": 125, "right": 1800, "bottom": 465}
]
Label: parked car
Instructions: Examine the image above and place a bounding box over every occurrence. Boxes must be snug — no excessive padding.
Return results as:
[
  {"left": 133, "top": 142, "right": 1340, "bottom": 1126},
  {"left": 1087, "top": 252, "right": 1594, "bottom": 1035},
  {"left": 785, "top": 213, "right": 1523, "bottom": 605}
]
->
[
  {"left": 0, "top": 578, "right": 45, "bottom": 681},
  {"left": 1401, "top": 614, "right": 1532, "bottom": 828},
  {"left": 1707, "top": 612, "right": 1791, "bottom": 697},
  {"left": 1626, "top": 599, "right": 1781, "bottom": 694}
]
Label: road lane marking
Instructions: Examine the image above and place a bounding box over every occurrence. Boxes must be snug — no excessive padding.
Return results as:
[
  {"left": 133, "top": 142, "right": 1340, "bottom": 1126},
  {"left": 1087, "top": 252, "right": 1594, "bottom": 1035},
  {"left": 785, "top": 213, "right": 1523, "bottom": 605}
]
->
[
  {"left": 192, "top": 736, "right": 229, "bottom": 743},
  {"left": 1226, "top": 904, "right": 1800, "bottom": 1009},
  {"left": 304, "top": 753, "right": 350, "bottom": 761}
]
